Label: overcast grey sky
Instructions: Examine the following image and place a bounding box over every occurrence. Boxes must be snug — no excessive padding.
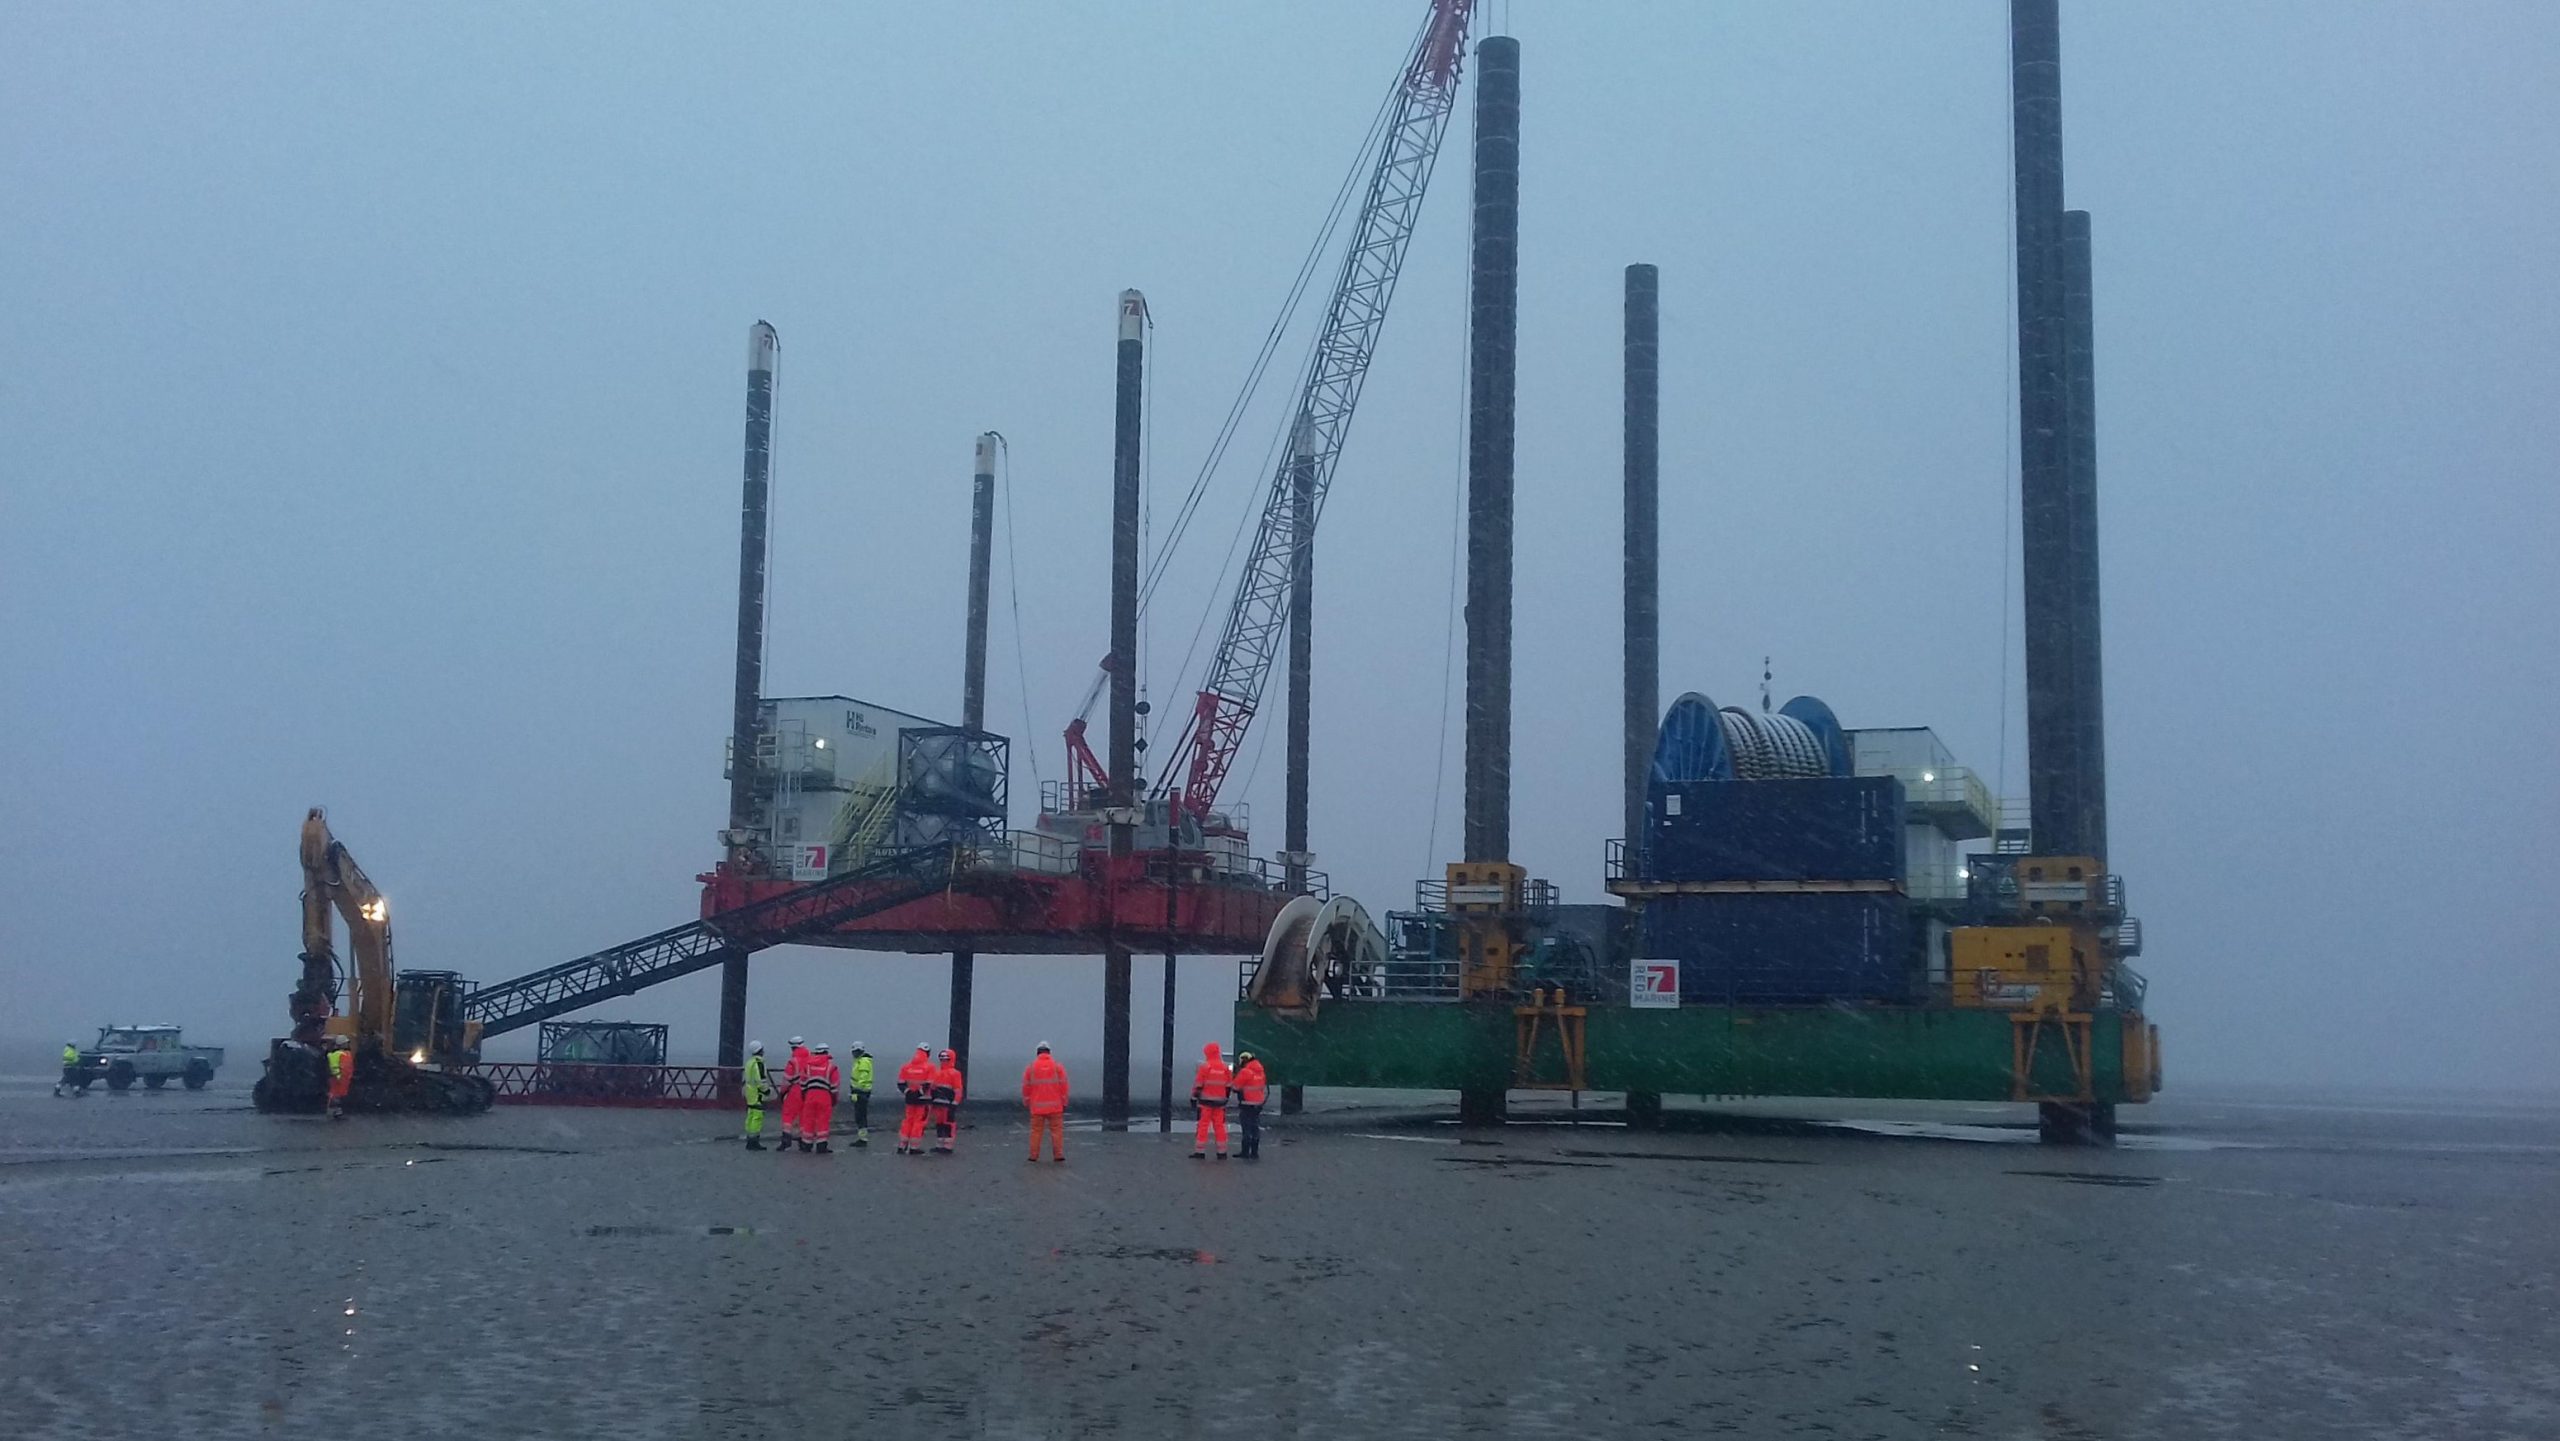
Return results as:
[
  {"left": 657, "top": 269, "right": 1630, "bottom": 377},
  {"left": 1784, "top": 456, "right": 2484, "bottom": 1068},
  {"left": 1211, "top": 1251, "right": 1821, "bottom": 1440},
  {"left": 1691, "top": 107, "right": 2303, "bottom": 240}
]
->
[{"left": 4, "top": 3, "right": 2553, "bottom": 1090}]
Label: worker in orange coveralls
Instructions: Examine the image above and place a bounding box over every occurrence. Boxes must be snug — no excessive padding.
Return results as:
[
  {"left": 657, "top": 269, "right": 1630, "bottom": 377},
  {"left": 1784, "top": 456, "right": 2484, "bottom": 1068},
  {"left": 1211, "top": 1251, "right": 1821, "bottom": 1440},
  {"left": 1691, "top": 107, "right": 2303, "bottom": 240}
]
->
[
  {"left": 798, "top": 1043, "right": 841, "bottom": 1154},
  {"left": 777, "top": 1036, "right": 809, "bottom": 1153},
  {"left": 895, "top": 1043, "right": 935, "bottom": 1154},
  {"left": 1232, "top": 1048, "right": 1269, "bottom": 1160},
  {"left": 1021, "top": 1042, "right": 1070, "bottom": 1163},
  {"left": 1190, "top": 1041, "right": 1233, "bottom": 1159},
  {"left": 929, "top": 1048, "right": 965, "bottom": 1154}
]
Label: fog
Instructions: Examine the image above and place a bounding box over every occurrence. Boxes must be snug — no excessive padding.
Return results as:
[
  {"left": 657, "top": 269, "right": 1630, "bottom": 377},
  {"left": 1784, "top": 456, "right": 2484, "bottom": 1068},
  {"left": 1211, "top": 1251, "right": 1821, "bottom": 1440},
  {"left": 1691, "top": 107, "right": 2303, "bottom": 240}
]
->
[{"left": 4, "top": 3, "right": 2553, "bottom": 1092}]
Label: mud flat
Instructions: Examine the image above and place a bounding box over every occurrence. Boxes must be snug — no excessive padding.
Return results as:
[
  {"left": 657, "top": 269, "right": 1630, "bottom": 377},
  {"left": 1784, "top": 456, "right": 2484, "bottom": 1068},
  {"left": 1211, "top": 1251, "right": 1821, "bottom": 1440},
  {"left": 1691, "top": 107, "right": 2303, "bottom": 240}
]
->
[{"left": 1, "top": 1075, "right": 2554, "bottom": 1439}]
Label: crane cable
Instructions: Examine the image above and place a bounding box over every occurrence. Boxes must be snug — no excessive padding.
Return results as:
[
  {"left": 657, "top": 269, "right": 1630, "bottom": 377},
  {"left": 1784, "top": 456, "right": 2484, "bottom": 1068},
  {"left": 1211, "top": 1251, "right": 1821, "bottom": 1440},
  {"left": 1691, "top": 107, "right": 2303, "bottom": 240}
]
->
[
  {"left": 1422, "top": 190, "right": 1471, "bottom": 874},
  {"left": 1142, "top": 302, "right": 1155, "bottom": 717},
  {"left": 1137, "top": 9, "right": 1443, "bottom": 782},
  {"left": 1143, "top": 33, "right": 1441, "bottom": 771},
  {"left": 1147, "top": 305, "right": 1326, "bottom": 766},
  {"left": 1135, "top": 36, "right": 1412, "bottom": 623},
  {"left": 995, "top": 433, "right": 1045, "bottom": 793}
]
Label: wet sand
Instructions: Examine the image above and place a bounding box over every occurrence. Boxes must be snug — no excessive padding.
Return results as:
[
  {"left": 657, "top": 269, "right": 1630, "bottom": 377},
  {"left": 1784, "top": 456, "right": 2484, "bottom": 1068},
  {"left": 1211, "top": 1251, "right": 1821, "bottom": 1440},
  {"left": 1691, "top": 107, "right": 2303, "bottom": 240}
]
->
[{"left": 1, "top": 1076, "right": 2553, "bottom": 1439}]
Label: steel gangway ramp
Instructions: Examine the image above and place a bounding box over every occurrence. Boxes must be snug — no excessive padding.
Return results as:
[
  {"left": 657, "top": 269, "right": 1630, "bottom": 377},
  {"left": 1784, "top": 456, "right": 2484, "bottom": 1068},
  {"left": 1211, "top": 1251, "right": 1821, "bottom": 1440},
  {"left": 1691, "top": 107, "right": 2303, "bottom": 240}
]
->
[{"left": 466, "top": 843, "right": 957, "bottom": 1038}]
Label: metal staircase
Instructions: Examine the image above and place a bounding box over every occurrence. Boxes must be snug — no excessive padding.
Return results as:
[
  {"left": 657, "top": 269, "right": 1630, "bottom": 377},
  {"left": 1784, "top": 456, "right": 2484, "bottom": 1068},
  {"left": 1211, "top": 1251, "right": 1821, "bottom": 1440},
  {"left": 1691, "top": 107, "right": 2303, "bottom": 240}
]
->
[{"left": 465, "top": 843, "right": 956, "bottom": 1038}]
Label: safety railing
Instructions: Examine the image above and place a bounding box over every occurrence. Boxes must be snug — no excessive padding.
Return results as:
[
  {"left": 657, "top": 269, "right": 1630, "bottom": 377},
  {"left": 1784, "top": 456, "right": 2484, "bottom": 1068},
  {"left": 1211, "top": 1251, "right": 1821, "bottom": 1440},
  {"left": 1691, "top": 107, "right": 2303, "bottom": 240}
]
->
[
  {"left": 1141, "top": 850, "right": 1329, "bottom": 899},
  {"left": 1412, "top": 876, "right": 1558, "bottom": 919},
  {"left": 973, "top": 829, "right": 1080, "bottom": 877},
  {"left": 1876, "top": 765, "right": 1998, "bottom": 840},
  {"left": 464, "top": 1062, "right": 737, "bottom": 1109},
  {"left": 2103, "top": 962, "right": 2148, "bottom": 1011},
  {"left": 1994, "top": 799, "right": 2034, "bottom": 854},
  {"left": 1604, "top": 838, "right": 1640, "bottom": 882}
]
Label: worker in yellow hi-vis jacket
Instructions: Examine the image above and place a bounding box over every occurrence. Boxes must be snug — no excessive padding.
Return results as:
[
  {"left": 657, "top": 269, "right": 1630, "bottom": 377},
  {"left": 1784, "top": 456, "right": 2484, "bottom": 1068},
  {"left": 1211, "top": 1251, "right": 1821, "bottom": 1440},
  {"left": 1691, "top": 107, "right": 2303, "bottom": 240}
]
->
[{"left": 740, "top": 1041, "right": 772, "bottom": 1151}]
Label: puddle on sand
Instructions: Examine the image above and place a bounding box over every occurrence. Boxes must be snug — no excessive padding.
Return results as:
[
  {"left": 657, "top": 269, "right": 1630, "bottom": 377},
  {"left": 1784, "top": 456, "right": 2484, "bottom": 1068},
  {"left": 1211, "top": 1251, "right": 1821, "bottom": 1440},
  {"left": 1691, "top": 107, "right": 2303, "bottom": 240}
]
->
[
  {"left": 0, "top": 1145, "right": 261, "bottom": 1165},
  {"left": 0, "top": 1166, "right": 263, "bottom": 1193},
  {"left": 1438, "top": 1155, "right": 1614, "bottom": 1170},
  {"left": 264, "top": 1156, "right": 452, "bottom": 1177},
  {"left": 1426, "top": 1117, "right": 1629, "bottom": 1128},
  {"left": 1816, "top": 1119, "right": 2040, "bottom": 1145},
  {"left": 1817, "top": 1117, "right": 2253, "bottom": 1152},
  {"left": 583, "top": 1224, "right": 760, "bottom": 1238},
  {"left": 1556, "top": 1149, "right": 1818, "bottom": 1167},
  {"left": 2007, "top": 1169, "right": 2162, "bottom": 1188},
  {"left": 1048, "top": 1244, "right": 1218, "bottom": 1264}
]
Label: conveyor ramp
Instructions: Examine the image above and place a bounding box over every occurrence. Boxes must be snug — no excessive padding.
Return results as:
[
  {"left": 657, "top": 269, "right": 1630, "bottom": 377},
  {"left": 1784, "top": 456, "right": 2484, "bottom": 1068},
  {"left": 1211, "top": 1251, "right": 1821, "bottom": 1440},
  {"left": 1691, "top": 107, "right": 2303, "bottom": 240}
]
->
[{"left": 467, "top": 843, "right": 956, "bottom": 1038}]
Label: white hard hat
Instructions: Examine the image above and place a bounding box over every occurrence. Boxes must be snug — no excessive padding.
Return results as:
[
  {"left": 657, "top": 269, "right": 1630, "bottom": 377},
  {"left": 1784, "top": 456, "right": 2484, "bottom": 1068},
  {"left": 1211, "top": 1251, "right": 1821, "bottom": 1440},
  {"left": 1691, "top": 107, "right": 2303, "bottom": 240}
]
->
[
  {"left": 750, "top": 1041, "right": 765, "bottom": 1054},
  {"left": 1036, "top": 1041, "right": 1053, "bottom": 1053},
  {"left": 851, "top": 1041, "right": 866, "bottom": 1053},
  {"left": 789, "top": 1036, "right": 804, "bottom": 1048},
  {"left": 918, "top": 1040, "right": 933, "bottom": 1052},
  {"left": 813, "top": 1042, "right": 831, "bottom": 1054}
]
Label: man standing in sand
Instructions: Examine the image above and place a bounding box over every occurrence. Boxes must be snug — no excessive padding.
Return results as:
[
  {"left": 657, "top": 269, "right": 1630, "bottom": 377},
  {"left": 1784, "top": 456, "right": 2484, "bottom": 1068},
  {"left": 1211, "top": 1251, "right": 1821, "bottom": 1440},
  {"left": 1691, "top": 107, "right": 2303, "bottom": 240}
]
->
[
  {"left": 740, "top": 1041, "right": 772, "bottom": 1150},
  {"left": 1232, "top": 1048, "right": 1268, "bottom": 1160},
  {"left": 799, "top": 1043, "right": 841, "bottom": 1154},
  {"left": 1022, "top": 1042, "right": 1069, "bottom": 1163},
  {"left": 777, "top": 1037, "right": 808, "bottom": 1153},
  {"left": 929, "top": 1048, "right": 964, "bottom": 1154},
  {"left": 846, "top": 1043, "right": 874, "bottom": 1148},
  {"left": 896, "top": 1043, "right": 934, "bottom": 1154}
]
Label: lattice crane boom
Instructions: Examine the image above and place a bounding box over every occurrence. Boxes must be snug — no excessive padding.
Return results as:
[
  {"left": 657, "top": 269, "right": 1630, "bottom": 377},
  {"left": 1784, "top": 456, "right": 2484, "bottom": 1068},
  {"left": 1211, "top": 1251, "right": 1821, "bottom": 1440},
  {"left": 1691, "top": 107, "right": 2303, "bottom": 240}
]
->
[{"left": 1157, "top": 0, "right": 1474, "bottom": 822}]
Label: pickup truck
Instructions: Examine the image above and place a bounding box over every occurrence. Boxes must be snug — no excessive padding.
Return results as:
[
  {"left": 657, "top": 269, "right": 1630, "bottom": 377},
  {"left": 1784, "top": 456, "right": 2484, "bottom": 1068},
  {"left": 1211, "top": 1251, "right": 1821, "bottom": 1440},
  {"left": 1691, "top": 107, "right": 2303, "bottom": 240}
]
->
[{"left": 77, "top": 1025, "right": 223, "bottom": 1091}]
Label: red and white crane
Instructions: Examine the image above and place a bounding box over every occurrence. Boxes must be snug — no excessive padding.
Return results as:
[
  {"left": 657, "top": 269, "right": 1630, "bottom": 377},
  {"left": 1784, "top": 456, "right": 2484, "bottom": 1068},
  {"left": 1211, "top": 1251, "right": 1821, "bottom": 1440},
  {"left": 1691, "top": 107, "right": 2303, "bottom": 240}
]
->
[{"left": 1087, "top": 0, "right": 1474, "bottom": 826}]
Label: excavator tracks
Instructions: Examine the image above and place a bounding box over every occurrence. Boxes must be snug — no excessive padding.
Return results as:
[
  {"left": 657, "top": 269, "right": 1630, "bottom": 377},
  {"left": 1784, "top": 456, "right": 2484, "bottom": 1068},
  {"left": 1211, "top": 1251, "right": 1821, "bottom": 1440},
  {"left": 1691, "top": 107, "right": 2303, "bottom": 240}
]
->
[{"left": 251, "top": 1042, "right": 495, "bottom": 1116}]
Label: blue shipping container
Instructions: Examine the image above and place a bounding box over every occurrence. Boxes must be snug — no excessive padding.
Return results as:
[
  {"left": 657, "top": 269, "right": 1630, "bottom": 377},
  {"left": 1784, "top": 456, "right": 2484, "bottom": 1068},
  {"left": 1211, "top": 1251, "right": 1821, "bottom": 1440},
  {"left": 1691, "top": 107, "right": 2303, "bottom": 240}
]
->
[
  {"left": 1644, "top": 776, "right": 1905, "bottom": 884},
  {"left": 1639, "top": 892, "right": 1914, "bottom": 1005}
]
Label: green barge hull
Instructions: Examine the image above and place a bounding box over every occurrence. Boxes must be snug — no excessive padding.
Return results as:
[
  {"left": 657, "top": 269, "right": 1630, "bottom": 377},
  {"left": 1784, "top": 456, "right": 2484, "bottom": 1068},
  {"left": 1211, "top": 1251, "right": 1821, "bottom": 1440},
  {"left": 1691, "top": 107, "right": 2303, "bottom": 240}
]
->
[{"left": 1235, "top": 999, "right": 2153, "bottom": 1106}]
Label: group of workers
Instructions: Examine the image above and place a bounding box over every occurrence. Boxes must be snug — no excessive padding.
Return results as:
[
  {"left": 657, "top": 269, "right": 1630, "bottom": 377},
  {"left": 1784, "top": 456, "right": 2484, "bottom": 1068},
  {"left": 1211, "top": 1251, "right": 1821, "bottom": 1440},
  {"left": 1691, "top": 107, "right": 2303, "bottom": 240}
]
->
[
  {"left": 736, "top": 1037, "right": 1270, "bottom": 1163},
  {"left": 740, "top": 1039, "right": 887, "bottom": 1153},
  {"left": 1186, "top": 1040, "right": 1269, "bottom": 1160}
]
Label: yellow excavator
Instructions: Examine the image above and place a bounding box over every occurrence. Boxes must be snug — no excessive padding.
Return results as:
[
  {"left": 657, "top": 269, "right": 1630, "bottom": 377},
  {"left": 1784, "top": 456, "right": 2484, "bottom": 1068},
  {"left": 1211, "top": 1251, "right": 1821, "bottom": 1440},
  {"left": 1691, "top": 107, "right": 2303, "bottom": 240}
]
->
[{"left": 251, "top": 808, "right": 494, "bottom": 1114}]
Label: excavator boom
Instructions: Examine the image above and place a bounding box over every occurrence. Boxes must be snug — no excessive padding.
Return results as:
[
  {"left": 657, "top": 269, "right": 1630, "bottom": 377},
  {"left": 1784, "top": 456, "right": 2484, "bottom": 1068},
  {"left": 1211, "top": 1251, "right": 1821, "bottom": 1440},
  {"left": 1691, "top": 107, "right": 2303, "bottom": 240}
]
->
[{"left": 297, "top": 807, "right": 398, "bottom": 1048}]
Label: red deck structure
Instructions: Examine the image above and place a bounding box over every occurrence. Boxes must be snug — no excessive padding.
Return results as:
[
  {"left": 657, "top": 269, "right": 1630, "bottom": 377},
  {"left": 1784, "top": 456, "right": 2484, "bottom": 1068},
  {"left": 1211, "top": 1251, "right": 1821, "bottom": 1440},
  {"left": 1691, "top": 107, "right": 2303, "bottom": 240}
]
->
[{"left": 698, "top": 851, "right": 1305, "bottom": 956}]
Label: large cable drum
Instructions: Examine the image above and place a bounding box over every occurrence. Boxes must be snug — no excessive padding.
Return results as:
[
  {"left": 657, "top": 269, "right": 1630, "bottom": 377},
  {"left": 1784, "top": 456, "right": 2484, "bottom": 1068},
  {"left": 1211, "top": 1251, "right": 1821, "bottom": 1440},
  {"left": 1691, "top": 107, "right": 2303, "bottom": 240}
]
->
[
  {"left": 1776, "top": 695, "right": 1851, "bottom": 776},
  {"left": 1649, "top": 693, "right": 1848, "bottom": 784}
]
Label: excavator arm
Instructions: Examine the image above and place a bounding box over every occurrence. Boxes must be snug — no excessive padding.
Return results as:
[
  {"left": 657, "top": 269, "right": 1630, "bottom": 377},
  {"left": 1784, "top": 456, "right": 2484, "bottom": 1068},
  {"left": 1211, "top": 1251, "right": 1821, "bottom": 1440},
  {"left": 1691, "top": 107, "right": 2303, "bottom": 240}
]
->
[{"left": 294, "top": 807, "right": 396, "bottom": 1050}]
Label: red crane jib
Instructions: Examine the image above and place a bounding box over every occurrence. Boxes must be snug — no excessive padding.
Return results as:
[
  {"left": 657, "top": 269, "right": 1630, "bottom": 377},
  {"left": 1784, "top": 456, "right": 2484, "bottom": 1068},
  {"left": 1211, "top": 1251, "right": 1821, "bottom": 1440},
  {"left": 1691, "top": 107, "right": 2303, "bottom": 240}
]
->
[{"left": 1173, "top": 690, "right": 1254, "bottom": 825}]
